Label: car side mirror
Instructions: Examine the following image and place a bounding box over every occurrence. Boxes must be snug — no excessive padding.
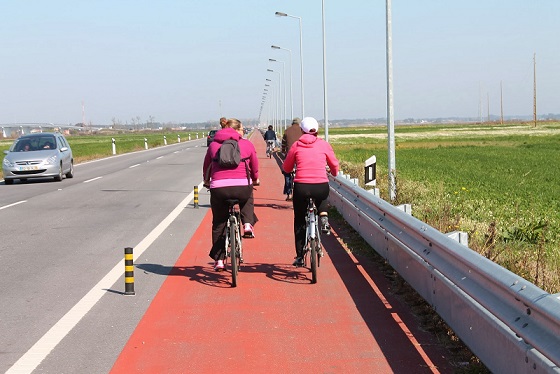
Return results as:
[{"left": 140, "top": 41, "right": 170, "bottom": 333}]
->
[
  {"left": 3, "top": 150, "right": 9, "bottom": 155},
  {"left": 60, "top": 147, "right": 68, "bottom": 152}
]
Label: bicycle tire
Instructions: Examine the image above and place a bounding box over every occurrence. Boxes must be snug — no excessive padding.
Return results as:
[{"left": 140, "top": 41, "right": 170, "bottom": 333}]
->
[
  {"left": 309, "top": 238, "right": 318, "bottom": 284},
  {"left": 229, "top": 217, "right": 239, "bottom": 287}
]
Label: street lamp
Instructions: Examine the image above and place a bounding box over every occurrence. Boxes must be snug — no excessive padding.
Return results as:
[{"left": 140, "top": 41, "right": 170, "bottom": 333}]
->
[
  {"left": 271, "top": 45, "right": 293, "bottom": 121},
  {"left": 269, "top": 58, "right": 287, "bottom": 130},
  {"left": 275, "top": 11, "right": 304, "bottom": 118},
  {"left": 267, "top": 69, "right": 281, "bottom": 133}
]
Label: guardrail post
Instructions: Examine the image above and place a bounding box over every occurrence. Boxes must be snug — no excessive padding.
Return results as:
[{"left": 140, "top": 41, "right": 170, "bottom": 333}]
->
[
  {"left": 396, "top": 203, "right": 412, "bottom": 215},
  {"left": 446, "top": 231, "right": 469, "bottom": 247},
  {"left": 112, "top": 138, "right": 116, "bottom": 155},
  {"left": 144, "top": 138, "right": 148, "bottom": 149},
  {"left": 194, "top": 186, "right": 199, "bottom": 208},
  {"left": 124, "top": 247, "right": 135, "bottom": 296},
  {"left": 164, "top": 135, "right": 167, "bottom": 145}
]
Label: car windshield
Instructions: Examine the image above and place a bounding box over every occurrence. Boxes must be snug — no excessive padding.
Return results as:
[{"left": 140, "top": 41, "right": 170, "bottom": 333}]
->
[{"left": 12, "top": 136, "right": 57, "bottom": 152}]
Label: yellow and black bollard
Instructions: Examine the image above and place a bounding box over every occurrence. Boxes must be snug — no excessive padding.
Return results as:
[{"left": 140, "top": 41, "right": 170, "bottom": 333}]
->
[
  {"left": 124, "top": 247, "right": 135, "bottom": 296},
  {"left": 194, "top": 186, "right": 199, "bottom": 208}
]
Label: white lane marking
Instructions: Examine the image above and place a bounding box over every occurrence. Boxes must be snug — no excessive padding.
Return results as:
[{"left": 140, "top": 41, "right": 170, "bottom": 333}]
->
[
  {"left": 83, "top": 177, "right": 102, "bottom": 184},
  {"left": 0, "top": 200, "right": 27, "bottom": 210},
  {"left": 156, "top": 156, "right": 164, "bottom": 160},
  {"left": 6, "top": 181, "right": 205, "bottom": 374},
  {"left": 129, "top": 164, "right": 141, "bottom": 168}
]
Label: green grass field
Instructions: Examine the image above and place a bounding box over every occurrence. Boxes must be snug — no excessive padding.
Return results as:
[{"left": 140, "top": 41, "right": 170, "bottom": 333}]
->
[{"left": 330, "top": 122, "right": 560, "bottom": 293}]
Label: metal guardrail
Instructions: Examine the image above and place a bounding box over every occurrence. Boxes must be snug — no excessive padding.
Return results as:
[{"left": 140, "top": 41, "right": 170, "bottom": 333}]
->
[{"left": 328, "top": 175, "right": 560, "bottom": 373}]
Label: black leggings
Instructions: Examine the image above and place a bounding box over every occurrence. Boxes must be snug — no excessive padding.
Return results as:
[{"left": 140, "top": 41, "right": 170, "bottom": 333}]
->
[
  {"left": 292, "top": 182, "right": 330, "bottom": 258},
  {"left": 209, "top": 185, "right": 257, "bottom": 260}
]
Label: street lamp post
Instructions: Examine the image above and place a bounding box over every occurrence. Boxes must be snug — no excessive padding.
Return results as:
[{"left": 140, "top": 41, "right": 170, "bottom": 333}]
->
[
  {"left": 275, "top": 11, "right": 304, "bottom": 118},
  {"left": 386, "top": 0, "right": 396, "bottom": 201},
  {"left": 321, "top": 0, "right": 329, "bottom": 142},
  {"left": 271, "top": 45, "right": 293, "bottom": 121},
  {"left": 269, "top": 58, "right": 287, "bottom": 130},
  {"left": 267, "top": 69, "right": 281, "bottom": 134}
]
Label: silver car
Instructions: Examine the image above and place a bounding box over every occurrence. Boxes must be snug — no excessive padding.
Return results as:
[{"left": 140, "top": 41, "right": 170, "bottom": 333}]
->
[{"left": 2, "top": 132, "right": 74, "bottom": 185}]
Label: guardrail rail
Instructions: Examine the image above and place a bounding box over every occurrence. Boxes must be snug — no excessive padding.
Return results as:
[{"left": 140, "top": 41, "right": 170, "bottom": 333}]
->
[{"left": 328, "top": 175, "right": 560, "bottom": 373}]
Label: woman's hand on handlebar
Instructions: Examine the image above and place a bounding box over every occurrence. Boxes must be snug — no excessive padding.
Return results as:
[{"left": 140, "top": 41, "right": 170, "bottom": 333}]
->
[{"left": 252, "top": 178, "right": 260, "bottom": 186}]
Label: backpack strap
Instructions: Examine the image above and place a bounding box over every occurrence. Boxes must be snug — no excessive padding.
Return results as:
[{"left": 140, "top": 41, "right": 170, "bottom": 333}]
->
[{"left": 241, "top": 156, "right": 251, "bottom": 185}]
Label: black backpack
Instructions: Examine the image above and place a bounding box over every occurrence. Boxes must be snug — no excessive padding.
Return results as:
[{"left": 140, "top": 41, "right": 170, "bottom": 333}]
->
[
  {"left": 215, "top": 139, "right": 241, "bottom": 168},
  {"left": 208, "top": 139, "right": 251, "bottom": 184}
]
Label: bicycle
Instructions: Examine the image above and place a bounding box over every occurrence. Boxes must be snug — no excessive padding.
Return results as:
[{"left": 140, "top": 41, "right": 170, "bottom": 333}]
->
[
  {"left": 266, "top": 140, "right": 275, "bottom": 158},
  {"left": 224, "top": 199, "right": 243, "bottom": 287},
  {"left": 302, "top": 198, "right": 324, "bottom": 284}
]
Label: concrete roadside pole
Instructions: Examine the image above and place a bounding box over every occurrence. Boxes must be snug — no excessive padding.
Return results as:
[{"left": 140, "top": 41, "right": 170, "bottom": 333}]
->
[{"left": 112, "top": 138, "right": 116, "bottom": 155}]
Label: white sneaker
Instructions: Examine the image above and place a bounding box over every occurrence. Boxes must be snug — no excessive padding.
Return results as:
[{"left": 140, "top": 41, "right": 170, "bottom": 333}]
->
[
  {"left": 214, "top": 260, "right": 224, "bottom": 271},
  {"left": 243, "top": 223, "right": 254, "bottom": 238}
]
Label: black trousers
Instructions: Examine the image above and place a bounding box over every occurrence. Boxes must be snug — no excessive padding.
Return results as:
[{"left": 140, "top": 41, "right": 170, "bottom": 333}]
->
[
  {"left": 292, "top": 182, "right": 330, "bottom": 258},
  {"left": 209, "top": 185, "right": 258, "bottom": 260},
  {"left": 283, "top": 171, "right": 294, "bottom": 195}
]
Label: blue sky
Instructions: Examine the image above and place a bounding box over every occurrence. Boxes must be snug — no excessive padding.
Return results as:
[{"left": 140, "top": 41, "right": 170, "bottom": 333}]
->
[{"left": 0, "top": 1, "right": 558, "bottom": 126}]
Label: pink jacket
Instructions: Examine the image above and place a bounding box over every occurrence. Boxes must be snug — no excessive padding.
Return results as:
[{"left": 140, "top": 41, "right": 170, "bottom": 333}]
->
[
  {"left": 203, "top": 128, "right": 259, "bottom": 188},
  {"left": 282, "top": 134, "right": 339, "bottom": 184}
]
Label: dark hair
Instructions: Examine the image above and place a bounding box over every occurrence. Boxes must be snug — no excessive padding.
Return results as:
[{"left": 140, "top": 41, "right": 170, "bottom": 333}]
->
[{"left": 268, "top": 125, "right": 273, "bottom": 130}]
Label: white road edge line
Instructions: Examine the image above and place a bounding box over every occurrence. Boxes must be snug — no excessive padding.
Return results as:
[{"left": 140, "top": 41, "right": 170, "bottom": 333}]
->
[
  {"left": 129, "top": 164, "right": 141, "bottom": 168},
  {"left": 83, "top": 176, "right": 102, "bottom": 183},
  {"left": 6, "top": 181, "right": 204, "bottom": 374},
  {"left": 0, "top": 200, "right": 27, "bottom": 210}
]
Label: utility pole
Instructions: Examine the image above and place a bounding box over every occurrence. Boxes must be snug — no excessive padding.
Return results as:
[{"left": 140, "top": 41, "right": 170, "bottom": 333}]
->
[
  {"left": 500, "top": 81, "right": 504, "bottom": 125},
  {"left": 487, "top": 93, "right": 490, "bottom": 123},
  {"left": 533, "top": 53, "right": 537, "bottom": 127},
  {"left": 82, "top": 101, "right": 87, "bottom": 132}
]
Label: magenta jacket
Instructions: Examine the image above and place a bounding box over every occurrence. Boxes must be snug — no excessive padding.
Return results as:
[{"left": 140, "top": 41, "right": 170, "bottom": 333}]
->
[
  {"left": 282, "top": 133, "right": 339, "bottom": 184},
  {"left": 203, "top": 128, "right": 259, "bottom": 188}
]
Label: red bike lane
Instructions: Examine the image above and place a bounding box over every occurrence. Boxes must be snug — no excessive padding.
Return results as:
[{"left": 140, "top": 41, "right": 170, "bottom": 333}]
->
[{"left": 110, "top": 132, "right": 452, "bottom": 373}]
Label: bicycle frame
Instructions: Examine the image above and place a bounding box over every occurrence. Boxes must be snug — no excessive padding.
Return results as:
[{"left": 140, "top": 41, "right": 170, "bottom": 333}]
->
[
  {"left": 224, "top": 201, "right": 243, "bottom": 287},
  {"left": 266, "top": 141, "right": 274, "bottom": 157},
  {"left": 303, "top": 198, "right": 322, "bottom": 283}
]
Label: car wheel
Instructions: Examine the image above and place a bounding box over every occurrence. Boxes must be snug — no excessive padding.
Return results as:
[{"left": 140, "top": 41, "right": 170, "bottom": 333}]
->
[
  {"left": 65, "top": 161, "right": 74, "bottom": 178},
  {"left": 4, "top": 178, "right": 14, "bottom": 185},
  {"left": 54, "top": 163, "right": 63, "bottom": 181}
]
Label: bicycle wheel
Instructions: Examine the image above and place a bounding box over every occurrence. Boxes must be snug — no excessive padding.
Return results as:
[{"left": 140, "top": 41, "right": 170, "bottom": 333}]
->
[
  {"left": 229, "top": 217, "right": 239, "bottom": 287},
  {"left": 309, "top": 238, "right": 318, "bottom": 284}
]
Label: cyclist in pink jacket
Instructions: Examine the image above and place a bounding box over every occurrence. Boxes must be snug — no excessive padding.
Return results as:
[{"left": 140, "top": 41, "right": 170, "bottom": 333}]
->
[
  {"left": 203, "top": 119, "right": 259, "bottom": 271},
  {"left": 282, "top": 117, "right": 339, "bottom": 267}
]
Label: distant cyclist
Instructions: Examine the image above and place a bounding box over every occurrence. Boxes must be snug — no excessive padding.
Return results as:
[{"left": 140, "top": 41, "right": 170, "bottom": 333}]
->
[
  {"left": 203, "top": 118, "right": 260, "bottom": 271},
  {"left": 281, "top": 118, "right": 302, "bottom": 201},
  {"left": 282, "top": 117, "right": 339, "bottom": 267},
  {"left": 263, "top": 125, "right": 276, "bottom": 157}
]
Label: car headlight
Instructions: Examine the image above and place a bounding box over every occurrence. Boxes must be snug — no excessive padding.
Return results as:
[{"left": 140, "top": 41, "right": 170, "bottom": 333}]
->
[
  {"left": 3, "top": 158, "right": 14, "bottom": 167},
  {"left": 44, "top": 155, "right": 58, "bottom": 165}
]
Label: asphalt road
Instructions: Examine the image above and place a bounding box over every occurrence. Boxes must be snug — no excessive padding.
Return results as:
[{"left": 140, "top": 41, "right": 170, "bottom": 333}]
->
[{"left": 0, "top": 138, "right": 211, "bottom": 373}]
